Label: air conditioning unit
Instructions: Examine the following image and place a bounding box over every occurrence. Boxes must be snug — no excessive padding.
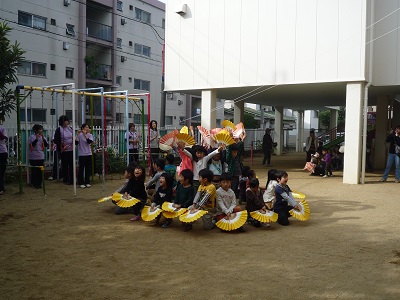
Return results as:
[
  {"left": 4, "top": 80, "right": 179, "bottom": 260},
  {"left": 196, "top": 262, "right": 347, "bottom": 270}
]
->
[
  {"left": 121, "top": 18, "right": 127, "bottom": 25},
  {"left": 63, "top": 42, "right": 70, "bottom": 50},
  {"left": 178, "top": 100, "right": 183, "bottom": 105},
  {"left": 121, "top": 56, "right": 127, "bottom": 62},
  {"left": 64, "top": 0, "right": 71, "bottom": 7}
]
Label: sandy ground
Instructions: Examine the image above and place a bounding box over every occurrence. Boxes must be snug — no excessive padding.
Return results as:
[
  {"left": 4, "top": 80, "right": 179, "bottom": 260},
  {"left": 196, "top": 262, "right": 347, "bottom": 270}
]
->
[{"left": 0, "top": 152, "right": 400, "bottom": 300}]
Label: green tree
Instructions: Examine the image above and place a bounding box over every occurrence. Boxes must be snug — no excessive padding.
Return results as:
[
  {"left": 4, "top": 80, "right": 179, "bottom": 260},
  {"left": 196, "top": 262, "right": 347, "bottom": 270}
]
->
[
  {"left": 319, "top": 110, "right": 330, "bottom": 129},
  {"left": 243, "top": 113, "right": 259, "bottom": 129},
  {"left": 0, "top": 22, "right": 25, "bottom": 118}
]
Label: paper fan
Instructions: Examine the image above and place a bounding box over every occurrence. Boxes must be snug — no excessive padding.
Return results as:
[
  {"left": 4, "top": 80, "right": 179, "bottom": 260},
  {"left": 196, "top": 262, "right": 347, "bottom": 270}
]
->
[
  {"left": 162, "top": 209, "right": 187, "bottom": 219},
  {"left": 222, "top": 120, "right": 237, "bottom": 131},
  {"left": 175, "top": 133, "right": 195, "bottom": 147},
  {"left": 233, "top": 122, "right": 244, "bottom": 139},
  {"left": 159, "top": 143, "right": 172, "bottom": 151},
  {"left": 197, "top": 126, "right": 210, "bottom": 138},
  {"left": 162, "top": 202, "right": 178, "bottom": 212},
  {"left": 210, "top": 128, "right": 222, "bottom": 136},
  {"left": 179, "top": 209, "right": 208, "bottom": 223},
  {"left": 250, "top": 210, "right": 278, "bottom": 223},
  {"left": 214, "top": 132, "right": 235, "bottom": 146},
  {"left": 98, "top": 196, "right": 112, "bottom": 203},
  {"left": 180, "top": 126, "right": 189, "bottom": 134},
  {"left": 289, "top": 200, "right": 310, "bottom": 221},
  {"left": 216, "top": 210, "right": 248, "bottom": 231},
  {"left": 159, "top": 132, "right": 176, "bottom": 147},
  {"left": 141, "top": 206, "right": 163, "bottom": 221},
  {"left": 112, "top": 193, "right": 140, "bottom": 208},
  {"left": 292, "top": 191, "right": 306, "bottom": 200}
]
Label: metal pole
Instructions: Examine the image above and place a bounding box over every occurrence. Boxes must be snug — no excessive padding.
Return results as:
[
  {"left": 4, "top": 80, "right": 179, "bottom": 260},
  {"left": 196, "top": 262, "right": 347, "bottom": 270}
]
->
[
  {"left": 16, "top": 91, "right": 24, "bottom": 194},
  {"left": 147, "top": 94, "right": 151, "bottom": 175},
  {"left": 126, "top": 94, "right": 130, "bottom": 165},
  {"left": 72, "top": 84, "right": 76, "bottom": 195},
  {"left": 101, "top": 92, "right": 105, "bottom": 191},
  {"left": 90, "top": 95, "right": 94, "bottom": 179},
  {"left": 141, "top": 98, "right": 145, "bottom": 168},
  {"left": 25, "top": 94, "right": 29, "bottom": 185}
]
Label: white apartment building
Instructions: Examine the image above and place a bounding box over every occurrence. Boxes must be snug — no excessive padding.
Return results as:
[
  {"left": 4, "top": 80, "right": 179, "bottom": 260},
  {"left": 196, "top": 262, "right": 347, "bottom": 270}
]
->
[
  {"left": 164, "top": 0, "right": 400, "bottom": 184},
  {"left": 1, "top": 0, "right": 188, "bottom": 129}
]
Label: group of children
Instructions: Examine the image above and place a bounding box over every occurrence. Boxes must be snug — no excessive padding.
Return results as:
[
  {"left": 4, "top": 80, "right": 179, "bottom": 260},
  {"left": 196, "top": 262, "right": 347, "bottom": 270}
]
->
[
  {"left": 113, "top": 141, "right": 302, "bottom": 231},
  {"left": 304, "top": 145, "right": 344, "bottom": 177}
]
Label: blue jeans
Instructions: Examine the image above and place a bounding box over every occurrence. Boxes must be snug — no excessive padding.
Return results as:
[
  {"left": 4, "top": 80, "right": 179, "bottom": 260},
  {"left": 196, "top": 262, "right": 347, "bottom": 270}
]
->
[{"left": 382, "top": 153, "right": 400, "bottom": 180}]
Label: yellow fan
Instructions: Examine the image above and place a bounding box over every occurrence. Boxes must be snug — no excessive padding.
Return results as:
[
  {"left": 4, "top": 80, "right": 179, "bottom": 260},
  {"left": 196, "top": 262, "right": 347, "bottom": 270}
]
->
[
  {"left": 98, "top": 195, "right": 112, "bottom": 203},
  {"left": 250, "top": 210, "right": 278, "bottom": 223},
  {"left": 289, "top": 200, "right": 310, "bottom": 221},
  {"left": 175, "top": 133, "right": 195, "bottom": 147},
  {"left": 179, "top": 209, "right": 208, "bottom": 223},
  {"left": 216, "top": 210, "right": 248, "bottom": 231},
  {"left": 162, "top": 209, "right": 187, "bottom": 219},
  {"left": 111, "top": 193, "right": 141, "bottom": 208},
  {"left": 180, "top": 126, "right": 189, "bottom": 134},
  {"left": 292, "top": 191, "right": 306, "bottom": 200},
  {"left": 141, "top": 206, "right": 163, "bottom": 221},
  {"left": 214, "top": 132, "right": 235, "bottom": 146},
  {"left": 222, "top": 120, "right": 237, "bottom": 131},
  {"left": 162, "top": 202, "right": 178, "bottom": 212}
]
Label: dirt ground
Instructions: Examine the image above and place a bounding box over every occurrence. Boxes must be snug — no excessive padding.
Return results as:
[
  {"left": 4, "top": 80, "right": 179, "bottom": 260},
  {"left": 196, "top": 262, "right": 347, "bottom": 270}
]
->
[{"left": 0, "top": 152, "right": 399, "bottom": 300}]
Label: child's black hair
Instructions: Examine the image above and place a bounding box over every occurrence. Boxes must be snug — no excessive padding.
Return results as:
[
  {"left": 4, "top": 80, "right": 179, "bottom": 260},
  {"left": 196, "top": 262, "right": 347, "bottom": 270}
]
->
[
  {"left": 194, "top": 145, "right": 207, "bottom": 155},
  {"left": 220, "top": 172, "right": 232, "bottom": 182},
  {"left": 198, "top": 168, "right": 214, "bottom": 183},
  {"left": 247, "top": 169, "right": 255, "bottom": 179},
  {"left": 266, "top": 168, "right": 278, "bottom": 188},
  {"left": 81, "top": 123, "right": 90, "bottom": 130},
  {"left": 32, "top": 124, "right": 43, "bottom": 133},
  {"left": 166, "top": 154, "right": 175, "bottom": 164},
  {"left": 58, "top": 115, "right": 69, "bottom": 126},
  {"left": 134, "top": 165, "right": 146, "bottom": 182},
  {"left": 160, "top": 172, "right": 174, "bottom": 188},
  {"left": 249, "top": 178, "right": 260, "bottom": 189},
  {"left": 154, "top": 158, "right": 166, "bottom": 170},
  {"left": 275, "top": 170, "right": 288, "bottom": 181},
  {"left": 180, "top": 169, "right": 193, "bottom": 185},
  {"left": 125, "top": 166, "right": 135, "bottom": 177},
  {"left": 242, "top": 165, "right": 251, "bottom": 177},
  {"left": 229, "top": 143, "right": 239, "bottom": 152}
]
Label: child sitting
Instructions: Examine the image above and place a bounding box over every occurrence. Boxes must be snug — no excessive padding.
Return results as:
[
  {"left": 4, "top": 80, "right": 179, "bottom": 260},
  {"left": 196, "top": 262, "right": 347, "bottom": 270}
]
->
[
  {"left": 208, "top": 149, "right": 223, "bottom": 188},
  {"left": 186, "top": 169, "right": 216, "bottom": 231},
  {"left": 238, "top": 166, "right": 250, "bottom": 205},
  {"left": 146, "top": 158, "right": 166, "bottom": 199},
  {"left": 225, "top": 143, "right": 243, "bottom": 197},
  {"left": 164, "top": 154, "right": 177, "bottom": 187},
  {"left": 304, "top": 153, "right": 319, "bottom": 175},
  {"left": 162, "top": 169, "right": 195, "bottom": 228},
  {"left": 215, "top": 172, "right": 244, "bottom": 231},
  {"left": 263, "top": 169, "right": 278, "bottom": 210},
  {"left": 150, "top": 173, "right": 174, "bottom": 224},
  {"left": 274, "top": 170, "right": 301, "bottom": 226},
  {"left": 245, "top": 169, "right": 256, "bottom": 188},
  {"left": 321, "top": 148, "right": 333, "bottom": 177},
  {"left": 246, "top": 178, "right": 270, "bottom": 228}
]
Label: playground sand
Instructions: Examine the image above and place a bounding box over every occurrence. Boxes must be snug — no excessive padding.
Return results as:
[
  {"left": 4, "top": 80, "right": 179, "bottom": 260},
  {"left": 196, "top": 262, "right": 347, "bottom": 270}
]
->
[{"left": 0, "top": 152, "right": 399, "bottom": 299}]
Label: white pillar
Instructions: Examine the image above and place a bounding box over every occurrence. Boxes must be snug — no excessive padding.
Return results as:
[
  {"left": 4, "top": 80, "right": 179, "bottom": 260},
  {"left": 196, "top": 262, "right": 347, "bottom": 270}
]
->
[
  {"left": 343, "top": 83, "right": 364, "bottom": 184},
  {"left": 201, "top": 90, "right": 217, "bottom": 130},
  {"left": 296, "top": 110, "right": 304, "bottom": 152},
  {"left": 274, "top": 106, "right": 283, "bottom": 155},
  {"left": 330, "top": 109, "right": 338, "bottom": 140},
  {"left": 374, "top": 95, "right": 389, "bottom": 169},
  {"left": 234, "top": 101, "right": 244, "bottom": 124}
]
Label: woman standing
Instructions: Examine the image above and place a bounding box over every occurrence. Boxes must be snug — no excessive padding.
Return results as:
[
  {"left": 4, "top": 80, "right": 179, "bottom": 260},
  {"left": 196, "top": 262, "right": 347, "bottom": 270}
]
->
[
  {"left": 54, "top": 115, "right": 74, "bottom": 185},
  {"left": 75, "top": 123, "right": 93, "bottom": 188},
  {"left": 149, "top": 120, "right": 159, "bottom": 174},
  {"left": 28, "top": 124, "right": 49, "bottom": 189},
  {"left": 305, "top": 130, "right": 318, "bottom": 162}
]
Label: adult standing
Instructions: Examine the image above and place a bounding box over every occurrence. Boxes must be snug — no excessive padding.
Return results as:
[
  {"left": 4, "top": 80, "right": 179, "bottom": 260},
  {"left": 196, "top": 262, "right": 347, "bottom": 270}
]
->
[
  {"left": 380, "top": 125, "right": 400, "bottom": 183},
  {"left": 126, "top": 123, "right": 140, "bottom": 163},
  {"left": 54, "top": 115, "right": 74, "bottom": 185},
  {"left": 262, "top": 128, "right": 273, "bottom": 166},
  {"left": 28, "top": 124, "right": 48, "bottom": 189},
  {"left": 305, "top": 130, "right": 318, "bottom": 162},
  {"left": 149, "top": 120, "right": 159, "bottom": 175},
  {"left": 0, "top": 117, "right": 8, "bottom": 195}
]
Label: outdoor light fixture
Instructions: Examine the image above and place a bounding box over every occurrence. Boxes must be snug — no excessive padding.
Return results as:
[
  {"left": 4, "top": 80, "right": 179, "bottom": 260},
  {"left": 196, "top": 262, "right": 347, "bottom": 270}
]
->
[{"left": 176, "top": 4, "right": 187, "bottom": 16}]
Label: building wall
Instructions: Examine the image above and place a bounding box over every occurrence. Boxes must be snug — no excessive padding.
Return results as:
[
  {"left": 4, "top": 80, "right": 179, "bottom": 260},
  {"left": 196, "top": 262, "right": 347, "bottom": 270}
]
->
[{"left": 165, "top": 0, "right": 368, "bottom": 92}]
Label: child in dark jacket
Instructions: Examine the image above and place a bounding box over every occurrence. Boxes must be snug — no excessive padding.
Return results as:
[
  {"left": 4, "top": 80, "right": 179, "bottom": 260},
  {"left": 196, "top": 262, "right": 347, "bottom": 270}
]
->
[
  {"left": 150, "top": 173, "right": 174, "bottom": 224},
  {"left": 246, "top": 178, "right": 269, "bottom": 227}
]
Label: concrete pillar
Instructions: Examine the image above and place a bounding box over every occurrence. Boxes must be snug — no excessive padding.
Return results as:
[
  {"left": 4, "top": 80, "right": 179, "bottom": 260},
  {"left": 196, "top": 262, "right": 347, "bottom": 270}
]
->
[
  {"left": 374, "top": 96, "right": 389, "bottom": 169},
  {"left": 274, "top": 106, "right": 283, "bottom": 155},
  {"left": 330, "top": 109, "right": 338, "bottom": 140},
  {"left": 296, "top": 110, "right": 304, "bottom": 152},
  {"left": 234, "top": 101, "right": 244, "bottom": 124},
  {"left": 343, "top": 83, "right": 364, "bottom": 184},
  {"left": 201, "top": 90, "right": 217, "bottom": 130},
  {"left": 260, "top": 105, "right": 265, "bottom": 130}
]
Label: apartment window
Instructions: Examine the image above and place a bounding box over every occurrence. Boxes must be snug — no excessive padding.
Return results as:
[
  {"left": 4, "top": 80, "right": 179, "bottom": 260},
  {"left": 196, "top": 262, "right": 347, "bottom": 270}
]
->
[
  {"left": 117, "top": 1, "right": 123, "bottom": 11},
  {"left": 129, "top": 5, "right": 133, "bottom": 11},
  {"left": 66, "top": 67, "right": 74, "bottom": 79},
  {"left": 134, "top": 113, "right": 148, "bottom": 124},
  {"left": 116, "top": 38, "right": 122, "bottom": 48},
  {"left": 50, "top": 64, "right": 56, "bottom": 71},
  {"left": 134, "top": 79, "right": 150, "bottom": 91},
  {"left": 162, "top": 18, "right": 165, "bottom": 29},
  {"left": 116, "top": 113, "right": 123, "bottom": 123},
  {"left": 18, "top": 11, "right": 47, "bottom": 31},
  {"left": 134, "top": 43, "right": 151, "bottom": 58},
  {"left": 128, "top": 113, "right": 132, "bottom": 118},
  {"left": 51, "top": 19, "right": 56, "bottom": 26},
  {"left": 116, "top": 75, "right": 122, "bottom": 85},
  {"left": 135, "top": 8, "right": 151, "bottom": 23},
  {"left": 179, "top": 116, "right": 185, "bottom": 125},
  {"left": 20, "top": 108, "right": 46, "bottom": 122},
  {"left": 66, "top": 23, "right": 75, "bottom": 36},
  {"left": 165, "top": 116, "right": 173, "bottom": 126},
  {"left": 18, "top": 60, "right": 46, "bottom": 77},
  {"left": 66, "top": 110, "right": 77, "bottom": 121},
  {"left": 129, "top": 41, "right": 133, "bottom": 47},
  {"left": 314, "top": 110, "right": 319, "bottom": 118},
  {"left": 128, "top": 77, "right": 132, "bottom": 83}
]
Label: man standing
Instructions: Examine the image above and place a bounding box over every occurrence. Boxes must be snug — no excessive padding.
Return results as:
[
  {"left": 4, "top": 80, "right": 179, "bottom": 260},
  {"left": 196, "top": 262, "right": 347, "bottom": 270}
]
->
[
  {"left": 262, "top": 128, "right": 273, "bottom": 166},
  {"left": 380, "top": 125, "right": 400, "bottom": 183}
]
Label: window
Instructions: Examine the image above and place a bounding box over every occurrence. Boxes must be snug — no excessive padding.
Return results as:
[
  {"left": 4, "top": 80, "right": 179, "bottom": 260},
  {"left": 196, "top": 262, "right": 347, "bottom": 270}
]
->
[
  {"left": 66, "top": 23, "right": 75, "bottom": 36},
  {"left": 116, "top": 38, "right": 122, "bottom": 48},
  {"left": 51, "top": 19, "right": 56, "bottom": 26},
  {"left": 116, "top": 113, "right": 123, "bottom": 123},
  {"left": 128, "top": 77, "right": 132, "bottom": 83},
  {"left": 129, "top": 41, "right": 132, "bottom": 47},
  {"left": 134, "top": 79, "right": 150, "bottom": 91},
  {"left": 18, "top": 11, "right": 47, "bottom": 31},
  {"left": 18, "top": 60, "right": 46, "bottom": 77},
  {"left": 50, "top": 64, "right": 56, "bottom": 71},
  {"left": 179, "top": 117, "right": 185, "bottom": 125},
  {"left": 165, "top": 116, "right": 173, "bottom": 126},
  {"left": 117, "top": 1, "right": 123, "bottom": 11},
  {"left": 128, "top": 113, "right": 132, "bottom": 118},
  {"left": 66, "top": 110, "right": 77, "bottom": 121},
  {"left": 116, "top": 75, "right": 121, "bottom": 85},
  {"left": 66, "top": 67, "right": 74, "bottom": 79},
  {"left": 20, "top": 109, "right": 46, "bottom": 122},
  {"left": 135, "top": 8, "right": 151, "bottom": 23},
  {"left": 196, "top": 108, "right": 201, "bottom": 115},
  {"left": 162, "top": 18, "right": 165, "bottom": 29},
  {"left": 314, "top": 110, "right": 319, "bottom": 118},
  {"left": 134, "top": 114, "right": 147, "bottom": 124},
  {"left": 129, "top": 5, "right": 133, "bottom": 11},
  {"left": 134, "top": 43, "right": 151, "bottom": 58}
]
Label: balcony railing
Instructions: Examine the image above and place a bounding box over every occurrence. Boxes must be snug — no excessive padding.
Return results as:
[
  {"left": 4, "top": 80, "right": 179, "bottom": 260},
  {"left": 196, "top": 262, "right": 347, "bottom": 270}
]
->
[
  {"left": 86, "top": 63, "right": 112, "bottom": 80},
  {"left": 87, "top": 19, "right": 112, "bottom": 42}
]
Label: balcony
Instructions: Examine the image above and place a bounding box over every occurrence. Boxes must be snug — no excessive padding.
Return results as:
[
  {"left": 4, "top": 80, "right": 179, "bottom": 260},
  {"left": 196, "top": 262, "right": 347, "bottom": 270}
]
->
[
  {"left": 86, "top": 63, "right": 112, "bottom": 81},
  {"left": 87, "top": 20, "right": 112, "bottom": 42}
]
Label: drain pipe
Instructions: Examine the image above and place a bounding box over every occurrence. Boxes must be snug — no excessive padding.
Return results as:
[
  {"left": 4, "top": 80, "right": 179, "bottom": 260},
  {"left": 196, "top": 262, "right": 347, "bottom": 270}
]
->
[{"left": 361, "top": 0, "right": 374, "bottom": 184}]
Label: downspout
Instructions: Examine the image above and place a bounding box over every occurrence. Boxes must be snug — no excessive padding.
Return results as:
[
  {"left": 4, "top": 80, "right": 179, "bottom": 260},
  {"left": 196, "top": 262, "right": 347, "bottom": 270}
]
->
[{"left": 361, "top": 0, "right": 374, "bottom": 184}]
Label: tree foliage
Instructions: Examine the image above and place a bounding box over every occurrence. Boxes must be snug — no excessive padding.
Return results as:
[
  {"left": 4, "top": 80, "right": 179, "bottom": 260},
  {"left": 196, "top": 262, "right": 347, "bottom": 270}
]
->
[
  {"left": 319, "top": 107, "right": 346, "bottom": 130},
  {"left": 243, "top": 113, "right": 259, "bottom": 129},
  {"left": 0, "top": 22, "right": 25, "bottom": 118}
]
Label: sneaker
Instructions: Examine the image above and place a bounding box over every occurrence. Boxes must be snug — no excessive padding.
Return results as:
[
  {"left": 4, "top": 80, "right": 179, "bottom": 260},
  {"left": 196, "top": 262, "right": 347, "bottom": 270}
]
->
[
  {"left": 85, "top": 184, "right": 91, "bottom": 188},
  {"left": 323, "top": 175, "right": 328, "bottom": 178},
  {"left": 183, "top": 223, "right": 193, "bottom": 231},
  {"left": 379, "top": 178, "right": 387, "bottom": 182},
  {"left": 130, "top": 215, "right": 141, "bottom": 221},
  {"left": 0, "top": 191, "right": 4, "bottom": 195},
  {"left": 80, "top": 185, "right": 86, "bottom": 188},
  {"left": 261, "top": 223, "right": 271, "bottom": 228},
  {"left": 395, "top": 179, "right": 399, "bottom": 183},
  {"left": 162, "top": 220, "right": 172, "bottom": 228},
  {"left": 48, "top": 176, "right": 54, "bottom": 181}
]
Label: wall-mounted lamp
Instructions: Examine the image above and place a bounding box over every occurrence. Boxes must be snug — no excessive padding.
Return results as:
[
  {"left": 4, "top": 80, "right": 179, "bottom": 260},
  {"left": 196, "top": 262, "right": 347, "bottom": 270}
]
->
[{"left": 176, "top": 4, "right": 187, "bottom": 16}]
